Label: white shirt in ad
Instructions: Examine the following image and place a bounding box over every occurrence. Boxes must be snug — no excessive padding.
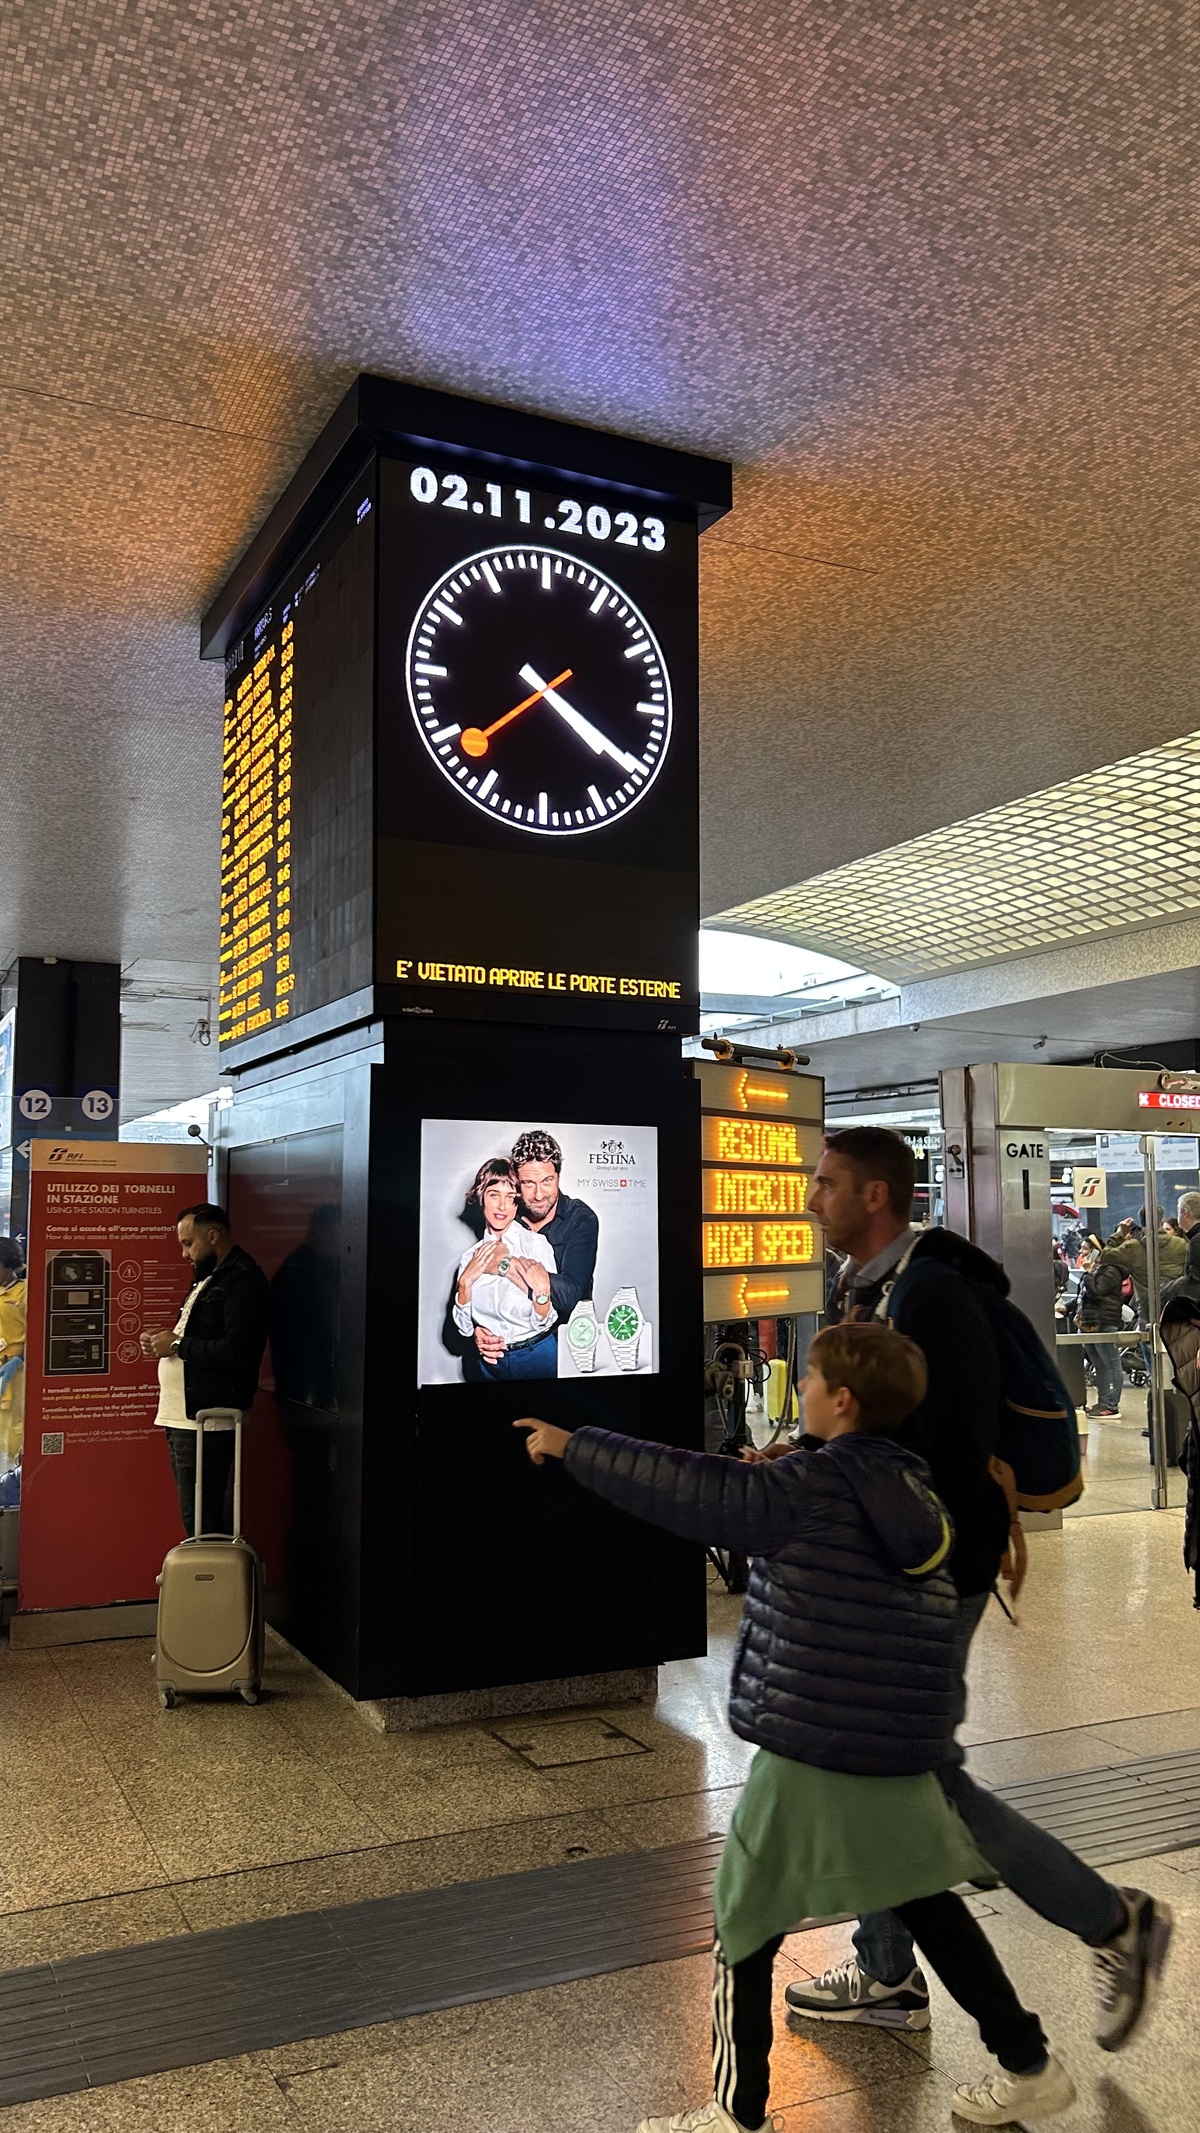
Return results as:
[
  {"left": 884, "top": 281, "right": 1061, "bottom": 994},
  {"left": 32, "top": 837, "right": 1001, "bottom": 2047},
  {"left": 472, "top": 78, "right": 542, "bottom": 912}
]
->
[{"left": 452, "top": 1224, "right": 557, "bottom": 1346}]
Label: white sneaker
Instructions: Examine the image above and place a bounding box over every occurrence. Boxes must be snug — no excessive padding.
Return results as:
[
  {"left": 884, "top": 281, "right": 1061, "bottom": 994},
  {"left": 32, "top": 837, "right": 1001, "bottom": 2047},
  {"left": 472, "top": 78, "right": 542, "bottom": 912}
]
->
[
  {"left": 951, "top": 2052, "right": 1076, "bottom": 2124},
  {"left": 636, "top": 2103, "right": 780, "bottom": 2133}
]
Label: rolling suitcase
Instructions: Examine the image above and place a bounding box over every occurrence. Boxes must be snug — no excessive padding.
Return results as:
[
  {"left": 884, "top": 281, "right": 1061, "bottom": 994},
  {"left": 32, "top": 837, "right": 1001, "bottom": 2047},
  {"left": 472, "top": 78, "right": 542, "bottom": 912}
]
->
[{"left": 155, "top": 1408, "right": 263, "bottom": 1709}]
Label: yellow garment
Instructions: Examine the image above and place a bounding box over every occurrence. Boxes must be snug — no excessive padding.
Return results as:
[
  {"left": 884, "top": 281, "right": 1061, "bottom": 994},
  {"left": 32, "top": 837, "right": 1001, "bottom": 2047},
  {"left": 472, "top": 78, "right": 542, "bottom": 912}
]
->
[{"left": 0, "top": 1276, "right": 26, "bottom": 1467}]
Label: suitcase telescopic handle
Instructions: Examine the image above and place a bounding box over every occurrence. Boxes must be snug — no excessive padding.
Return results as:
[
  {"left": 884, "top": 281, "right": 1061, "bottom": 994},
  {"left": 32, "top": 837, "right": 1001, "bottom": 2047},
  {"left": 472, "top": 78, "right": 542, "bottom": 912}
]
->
[{"left": 193, "top": 1408, "right": 244, "bottom": 1542}]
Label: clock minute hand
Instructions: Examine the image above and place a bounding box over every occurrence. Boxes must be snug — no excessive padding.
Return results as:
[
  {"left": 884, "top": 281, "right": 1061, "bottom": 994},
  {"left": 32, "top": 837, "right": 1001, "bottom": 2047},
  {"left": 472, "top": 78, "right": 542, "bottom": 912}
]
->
[{"left": 518, "top": 664, "right": 640, "bottom": 775}]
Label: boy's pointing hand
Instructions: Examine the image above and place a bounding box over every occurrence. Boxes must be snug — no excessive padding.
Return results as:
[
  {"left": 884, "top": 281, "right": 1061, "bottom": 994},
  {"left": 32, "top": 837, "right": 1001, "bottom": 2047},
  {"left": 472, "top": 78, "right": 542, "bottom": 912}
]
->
[{"left": 515, "top": 1418, "right": 570, "bottom": 1464}]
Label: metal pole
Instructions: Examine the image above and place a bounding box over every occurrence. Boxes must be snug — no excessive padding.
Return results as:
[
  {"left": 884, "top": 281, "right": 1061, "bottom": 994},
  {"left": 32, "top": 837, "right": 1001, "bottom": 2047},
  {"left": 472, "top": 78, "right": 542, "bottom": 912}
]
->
[{"left": 1141, "top": 1136, "right": 1170, "bottom": 1509}]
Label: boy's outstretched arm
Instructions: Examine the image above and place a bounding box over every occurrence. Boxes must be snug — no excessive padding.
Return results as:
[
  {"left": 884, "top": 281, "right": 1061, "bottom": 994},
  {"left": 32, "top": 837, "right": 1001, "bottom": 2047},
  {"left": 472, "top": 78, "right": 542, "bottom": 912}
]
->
[{"left": 515, "top": 1419, "right": 813, "bottom": 1554}]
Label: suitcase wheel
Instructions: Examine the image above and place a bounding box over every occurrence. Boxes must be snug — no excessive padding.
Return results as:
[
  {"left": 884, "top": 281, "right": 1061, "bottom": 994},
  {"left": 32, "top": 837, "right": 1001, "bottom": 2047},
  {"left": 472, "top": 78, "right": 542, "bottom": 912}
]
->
[
  {"left": 238, "top": 1685, "right": 259, "bottom": 1706},
  {"left": 158, "top": 1686, "right": 177, "bottom": 1710}
]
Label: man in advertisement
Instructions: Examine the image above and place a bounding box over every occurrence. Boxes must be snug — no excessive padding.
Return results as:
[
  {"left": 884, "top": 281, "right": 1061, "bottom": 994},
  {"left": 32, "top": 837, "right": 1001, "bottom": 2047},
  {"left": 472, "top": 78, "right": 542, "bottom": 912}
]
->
[
  {"left": 140, "top": 1204, "right": 270, "bottom": 1536},
  {"left": 473, "top": 1130, "right": 599, "bottom": 1372}
]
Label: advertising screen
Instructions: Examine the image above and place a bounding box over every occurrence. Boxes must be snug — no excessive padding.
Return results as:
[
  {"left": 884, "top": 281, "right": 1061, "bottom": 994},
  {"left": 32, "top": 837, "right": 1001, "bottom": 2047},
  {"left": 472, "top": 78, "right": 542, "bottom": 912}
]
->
[{"left": 417, "top": 1117, "right": 659, "bottom": 1386}]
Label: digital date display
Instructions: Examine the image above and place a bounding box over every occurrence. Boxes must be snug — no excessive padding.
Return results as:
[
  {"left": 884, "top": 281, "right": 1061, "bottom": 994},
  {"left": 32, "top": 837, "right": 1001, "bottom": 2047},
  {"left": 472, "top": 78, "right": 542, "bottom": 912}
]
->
[{"left": 404, "top": 462, "right": 668, "bottom": 555}]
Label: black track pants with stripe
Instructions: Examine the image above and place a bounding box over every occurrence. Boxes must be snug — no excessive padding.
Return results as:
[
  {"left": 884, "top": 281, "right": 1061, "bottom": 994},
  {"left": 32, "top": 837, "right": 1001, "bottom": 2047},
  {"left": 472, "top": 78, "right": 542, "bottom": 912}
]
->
[
  {"left": 714, "top": 1894, "right": 1047, "bottom": 2125},
  {"left": 712, "top": 1932, "right": 784, "bottom": 2130}
]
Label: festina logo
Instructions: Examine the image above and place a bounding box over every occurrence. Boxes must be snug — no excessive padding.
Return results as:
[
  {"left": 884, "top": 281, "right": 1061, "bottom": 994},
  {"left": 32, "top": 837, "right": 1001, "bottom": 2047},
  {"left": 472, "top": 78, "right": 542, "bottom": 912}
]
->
[{"left": 590, "top": 1139, "right": 636, "bottom": 1167}]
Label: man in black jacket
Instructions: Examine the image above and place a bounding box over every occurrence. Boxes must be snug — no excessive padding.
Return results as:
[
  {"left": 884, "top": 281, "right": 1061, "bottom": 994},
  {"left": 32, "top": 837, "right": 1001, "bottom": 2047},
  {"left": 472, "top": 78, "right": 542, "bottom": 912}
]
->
[
  {"left": 784, "top": 1129, "right": 1170, "bottom": 2051},
  {"left": 142, "top": 1204, "right": 270, "bottom": 1536}
]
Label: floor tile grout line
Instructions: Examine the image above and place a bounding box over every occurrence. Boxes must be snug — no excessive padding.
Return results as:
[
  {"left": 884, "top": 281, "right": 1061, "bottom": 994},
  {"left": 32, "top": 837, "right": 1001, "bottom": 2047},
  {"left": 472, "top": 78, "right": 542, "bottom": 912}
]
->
[{"left": 962, "top": 1701, "right": 1200, "bottom": 1753}]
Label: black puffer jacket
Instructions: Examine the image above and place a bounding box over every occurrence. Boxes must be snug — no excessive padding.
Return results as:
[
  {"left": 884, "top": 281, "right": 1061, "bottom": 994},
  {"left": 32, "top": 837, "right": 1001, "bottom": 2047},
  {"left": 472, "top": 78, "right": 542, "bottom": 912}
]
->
[
  {"left": 1077, "top": 1256, "right": 1125, "bottom": 1333},
  {"left": 563, "top": 1427, "right": 959, "bottom": 1776}
]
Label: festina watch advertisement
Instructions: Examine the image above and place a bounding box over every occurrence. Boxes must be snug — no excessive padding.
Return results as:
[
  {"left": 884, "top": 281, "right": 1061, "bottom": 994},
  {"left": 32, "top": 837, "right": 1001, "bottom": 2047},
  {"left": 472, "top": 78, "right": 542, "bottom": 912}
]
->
[{"left": 416, "top": 1118, "right": 658, "bottom": 1387}]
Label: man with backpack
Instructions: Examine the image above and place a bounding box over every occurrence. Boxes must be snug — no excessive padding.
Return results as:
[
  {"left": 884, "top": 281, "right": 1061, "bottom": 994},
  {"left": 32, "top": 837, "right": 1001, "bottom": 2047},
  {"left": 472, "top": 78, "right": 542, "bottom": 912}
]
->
[{"left": 784, "top": 1127, "right": 1172, "bottom": 2051}]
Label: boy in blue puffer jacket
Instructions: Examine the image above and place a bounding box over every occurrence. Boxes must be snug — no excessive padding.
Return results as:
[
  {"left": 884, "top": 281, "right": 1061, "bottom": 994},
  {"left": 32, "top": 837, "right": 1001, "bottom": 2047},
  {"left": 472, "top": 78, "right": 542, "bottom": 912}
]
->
[{"left": 517, "top": 1321, "right": 1075, "bottom": 2131}]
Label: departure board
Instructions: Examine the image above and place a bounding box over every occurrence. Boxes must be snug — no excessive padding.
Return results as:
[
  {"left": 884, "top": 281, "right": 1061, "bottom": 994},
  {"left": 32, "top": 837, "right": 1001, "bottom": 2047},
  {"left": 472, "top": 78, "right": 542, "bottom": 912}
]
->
[
  {"left": 219, "top": 624, "right": 294, "bottom": 1041},
  {"left": 693, "top": 1059, "right": 825, "bottom": 1320},
  {"left": 218, "top": 475, "right": 376, "bottom": 1053}
]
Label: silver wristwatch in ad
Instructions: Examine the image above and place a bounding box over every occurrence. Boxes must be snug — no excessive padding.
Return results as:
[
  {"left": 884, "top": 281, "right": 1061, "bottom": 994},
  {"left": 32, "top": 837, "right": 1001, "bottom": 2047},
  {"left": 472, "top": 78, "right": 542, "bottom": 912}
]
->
[
  {"left": 605, "top": 1286, "right": 645, "bottom": 1372},
  {"left": 566, "top": 1300, "right": 600, "bottom": 1373}
]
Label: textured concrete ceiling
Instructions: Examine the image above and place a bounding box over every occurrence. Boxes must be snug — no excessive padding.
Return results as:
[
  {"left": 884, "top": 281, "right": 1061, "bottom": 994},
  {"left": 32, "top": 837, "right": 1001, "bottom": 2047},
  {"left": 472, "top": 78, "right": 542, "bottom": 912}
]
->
[{"left": 2, "top": 0, "right": 1196, "bottom": 1104}]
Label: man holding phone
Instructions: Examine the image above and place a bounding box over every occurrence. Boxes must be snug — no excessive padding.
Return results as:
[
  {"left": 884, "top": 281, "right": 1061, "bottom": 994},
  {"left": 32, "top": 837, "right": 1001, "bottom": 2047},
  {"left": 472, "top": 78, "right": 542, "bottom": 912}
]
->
[{"left": 141, "top": 1204, "right": 270, "bottom": 1535}]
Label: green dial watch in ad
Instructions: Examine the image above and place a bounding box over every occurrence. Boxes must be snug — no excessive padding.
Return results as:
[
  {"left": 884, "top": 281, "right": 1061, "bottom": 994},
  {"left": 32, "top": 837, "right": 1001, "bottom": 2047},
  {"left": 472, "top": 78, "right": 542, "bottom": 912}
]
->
[{"left": 605, "top": 1285, "right": 646, "bottom": 1372}]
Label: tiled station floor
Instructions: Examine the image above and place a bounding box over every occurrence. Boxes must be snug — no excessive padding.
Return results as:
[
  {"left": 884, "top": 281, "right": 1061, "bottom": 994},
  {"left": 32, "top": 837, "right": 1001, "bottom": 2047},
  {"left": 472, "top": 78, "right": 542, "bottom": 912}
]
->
[{"left": 1, "top": 1507, "right": 1198, "bottom": 2130}]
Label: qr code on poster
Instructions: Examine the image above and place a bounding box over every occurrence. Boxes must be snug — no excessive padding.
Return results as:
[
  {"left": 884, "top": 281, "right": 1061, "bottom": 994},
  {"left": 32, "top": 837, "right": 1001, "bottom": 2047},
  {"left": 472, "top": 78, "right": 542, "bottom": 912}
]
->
[{"left": 41, "top": 1433, "right": 65, "bottom": 1457}]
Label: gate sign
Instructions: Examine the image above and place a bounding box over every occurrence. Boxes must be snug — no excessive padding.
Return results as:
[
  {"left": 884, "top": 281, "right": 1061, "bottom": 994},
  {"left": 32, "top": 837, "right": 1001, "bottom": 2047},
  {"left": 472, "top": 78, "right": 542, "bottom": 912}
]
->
[
  {"left": 81, "top": 1089, "right": 115, "bottom": 1123},
  {"left": 18, "top": 1089, "right": 53, "bottom": 1122}
]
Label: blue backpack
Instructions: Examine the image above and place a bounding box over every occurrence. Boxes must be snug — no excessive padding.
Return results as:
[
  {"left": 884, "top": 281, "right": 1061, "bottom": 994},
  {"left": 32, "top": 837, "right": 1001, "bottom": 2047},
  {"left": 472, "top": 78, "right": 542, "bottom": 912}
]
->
[{"left": 884, "top": 1247, "right": 1084, "bottom": 1512}]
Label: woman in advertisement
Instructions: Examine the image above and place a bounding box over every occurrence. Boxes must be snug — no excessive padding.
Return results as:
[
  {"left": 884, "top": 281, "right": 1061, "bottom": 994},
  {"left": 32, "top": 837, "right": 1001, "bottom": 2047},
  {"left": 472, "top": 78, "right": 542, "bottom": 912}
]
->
[{"left": 452, "top": 1158, "right": 559, "bottom": 1380}]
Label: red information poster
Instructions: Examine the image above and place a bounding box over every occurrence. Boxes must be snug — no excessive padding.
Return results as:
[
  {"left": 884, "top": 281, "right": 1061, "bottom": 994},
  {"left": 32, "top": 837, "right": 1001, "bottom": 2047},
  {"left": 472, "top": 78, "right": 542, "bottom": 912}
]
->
[{"left": 20, "top": 1140, "right": 208, "bottom": 1612}]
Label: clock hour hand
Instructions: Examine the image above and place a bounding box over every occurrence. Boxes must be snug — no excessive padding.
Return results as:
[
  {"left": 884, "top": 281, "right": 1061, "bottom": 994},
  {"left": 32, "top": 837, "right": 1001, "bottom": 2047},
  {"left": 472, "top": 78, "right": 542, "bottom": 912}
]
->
[{"left": 518, "top": 665, "right": 640, "bottom": 775}]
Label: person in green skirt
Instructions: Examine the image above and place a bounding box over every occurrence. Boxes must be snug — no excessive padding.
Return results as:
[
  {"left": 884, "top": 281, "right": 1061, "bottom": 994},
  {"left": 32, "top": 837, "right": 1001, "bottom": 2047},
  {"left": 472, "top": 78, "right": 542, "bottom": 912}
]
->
[{"left": 516, "top": 1321, "right": 1076, "bottom": 2130}]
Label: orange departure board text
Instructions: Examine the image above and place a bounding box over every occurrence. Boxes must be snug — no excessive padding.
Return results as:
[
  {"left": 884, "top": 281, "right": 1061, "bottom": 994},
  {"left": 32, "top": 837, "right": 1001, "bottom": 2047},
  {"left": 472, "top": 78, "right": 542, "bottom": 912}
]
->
[
  {"left": 693, "top": 1058, "right": 825, "bottom": 1320},
  {"left": 218, "top": 622, "right": 294, "bottom": 1043},
  {"left": 702, "top": 1219, "right": 817, "bottom": 1269},
  {"left": 702, "top": 1167, "right": 810, "bottom": 1215}
]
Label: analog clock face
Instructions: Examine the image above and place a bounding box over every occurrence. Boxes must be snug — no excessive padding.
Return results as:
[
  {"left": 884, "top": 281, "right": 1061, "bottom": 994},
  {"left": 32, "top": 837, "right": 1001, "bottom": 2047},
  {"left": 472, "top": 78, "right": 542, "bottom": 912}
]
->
[{"left": 404, "top": 545, "right": 673, "bottom": 835}]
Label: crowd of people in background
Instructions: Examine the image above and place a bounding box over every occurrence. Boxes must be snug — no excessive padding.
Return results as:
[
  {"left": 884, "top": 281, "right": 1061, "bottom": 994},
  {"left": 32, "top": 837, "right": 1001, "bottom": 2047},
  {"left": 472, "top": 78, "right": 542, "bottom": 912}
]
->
[{"left": 1059, "top": 1203, "right": 1196, "bottom": 1418}]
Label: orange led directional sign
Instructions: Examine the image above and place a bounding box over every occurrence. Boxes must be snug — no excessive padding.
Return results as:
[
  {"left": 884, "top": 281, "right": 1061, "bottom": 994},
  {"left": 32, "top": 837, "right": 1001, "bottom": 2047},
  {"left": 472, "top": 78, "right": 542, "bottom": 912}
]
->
[
  {"left": 696, "top": 1060, "right": 824, "bottom": 1126},
  {"left": 703, "top": 1168, "right": 810, "bottom": 1215},
  {"left": 702, "top": 1220, "right": 816, "bottom": 1270},
  {"left": 701, "top": 1270, "right": 820, "bottom": 1319},
  {"left": 694, "top": 1055, "right": 825, "bottom": 1320},
  {"left": 738, "top": 1071, "right": 789, "bottom": 1108},
  {"left": 700, "top": 1115, "right": 823, "bottom": 1167}
]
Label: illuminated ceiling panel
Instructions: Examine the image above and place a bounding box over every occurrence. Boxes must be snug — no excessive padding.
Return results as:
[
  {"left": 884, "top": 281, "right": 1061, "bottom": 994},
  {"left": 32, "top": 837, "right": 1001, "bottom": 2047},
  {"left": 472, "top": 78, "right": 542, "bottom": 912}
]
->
[{"left": 711, "top": 730, "right": 1200, "bottom": 983}]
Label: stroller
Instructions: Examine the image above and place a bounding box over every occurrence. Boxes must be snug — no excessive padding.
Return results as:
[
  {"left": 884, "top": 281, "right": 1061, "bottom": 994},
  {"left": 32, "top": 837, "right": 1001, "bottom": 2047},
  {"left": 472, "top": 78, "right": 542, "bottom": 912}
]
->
[{"left": 1119, "top": 1300, "right": 1150, "bottom": 1390}]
